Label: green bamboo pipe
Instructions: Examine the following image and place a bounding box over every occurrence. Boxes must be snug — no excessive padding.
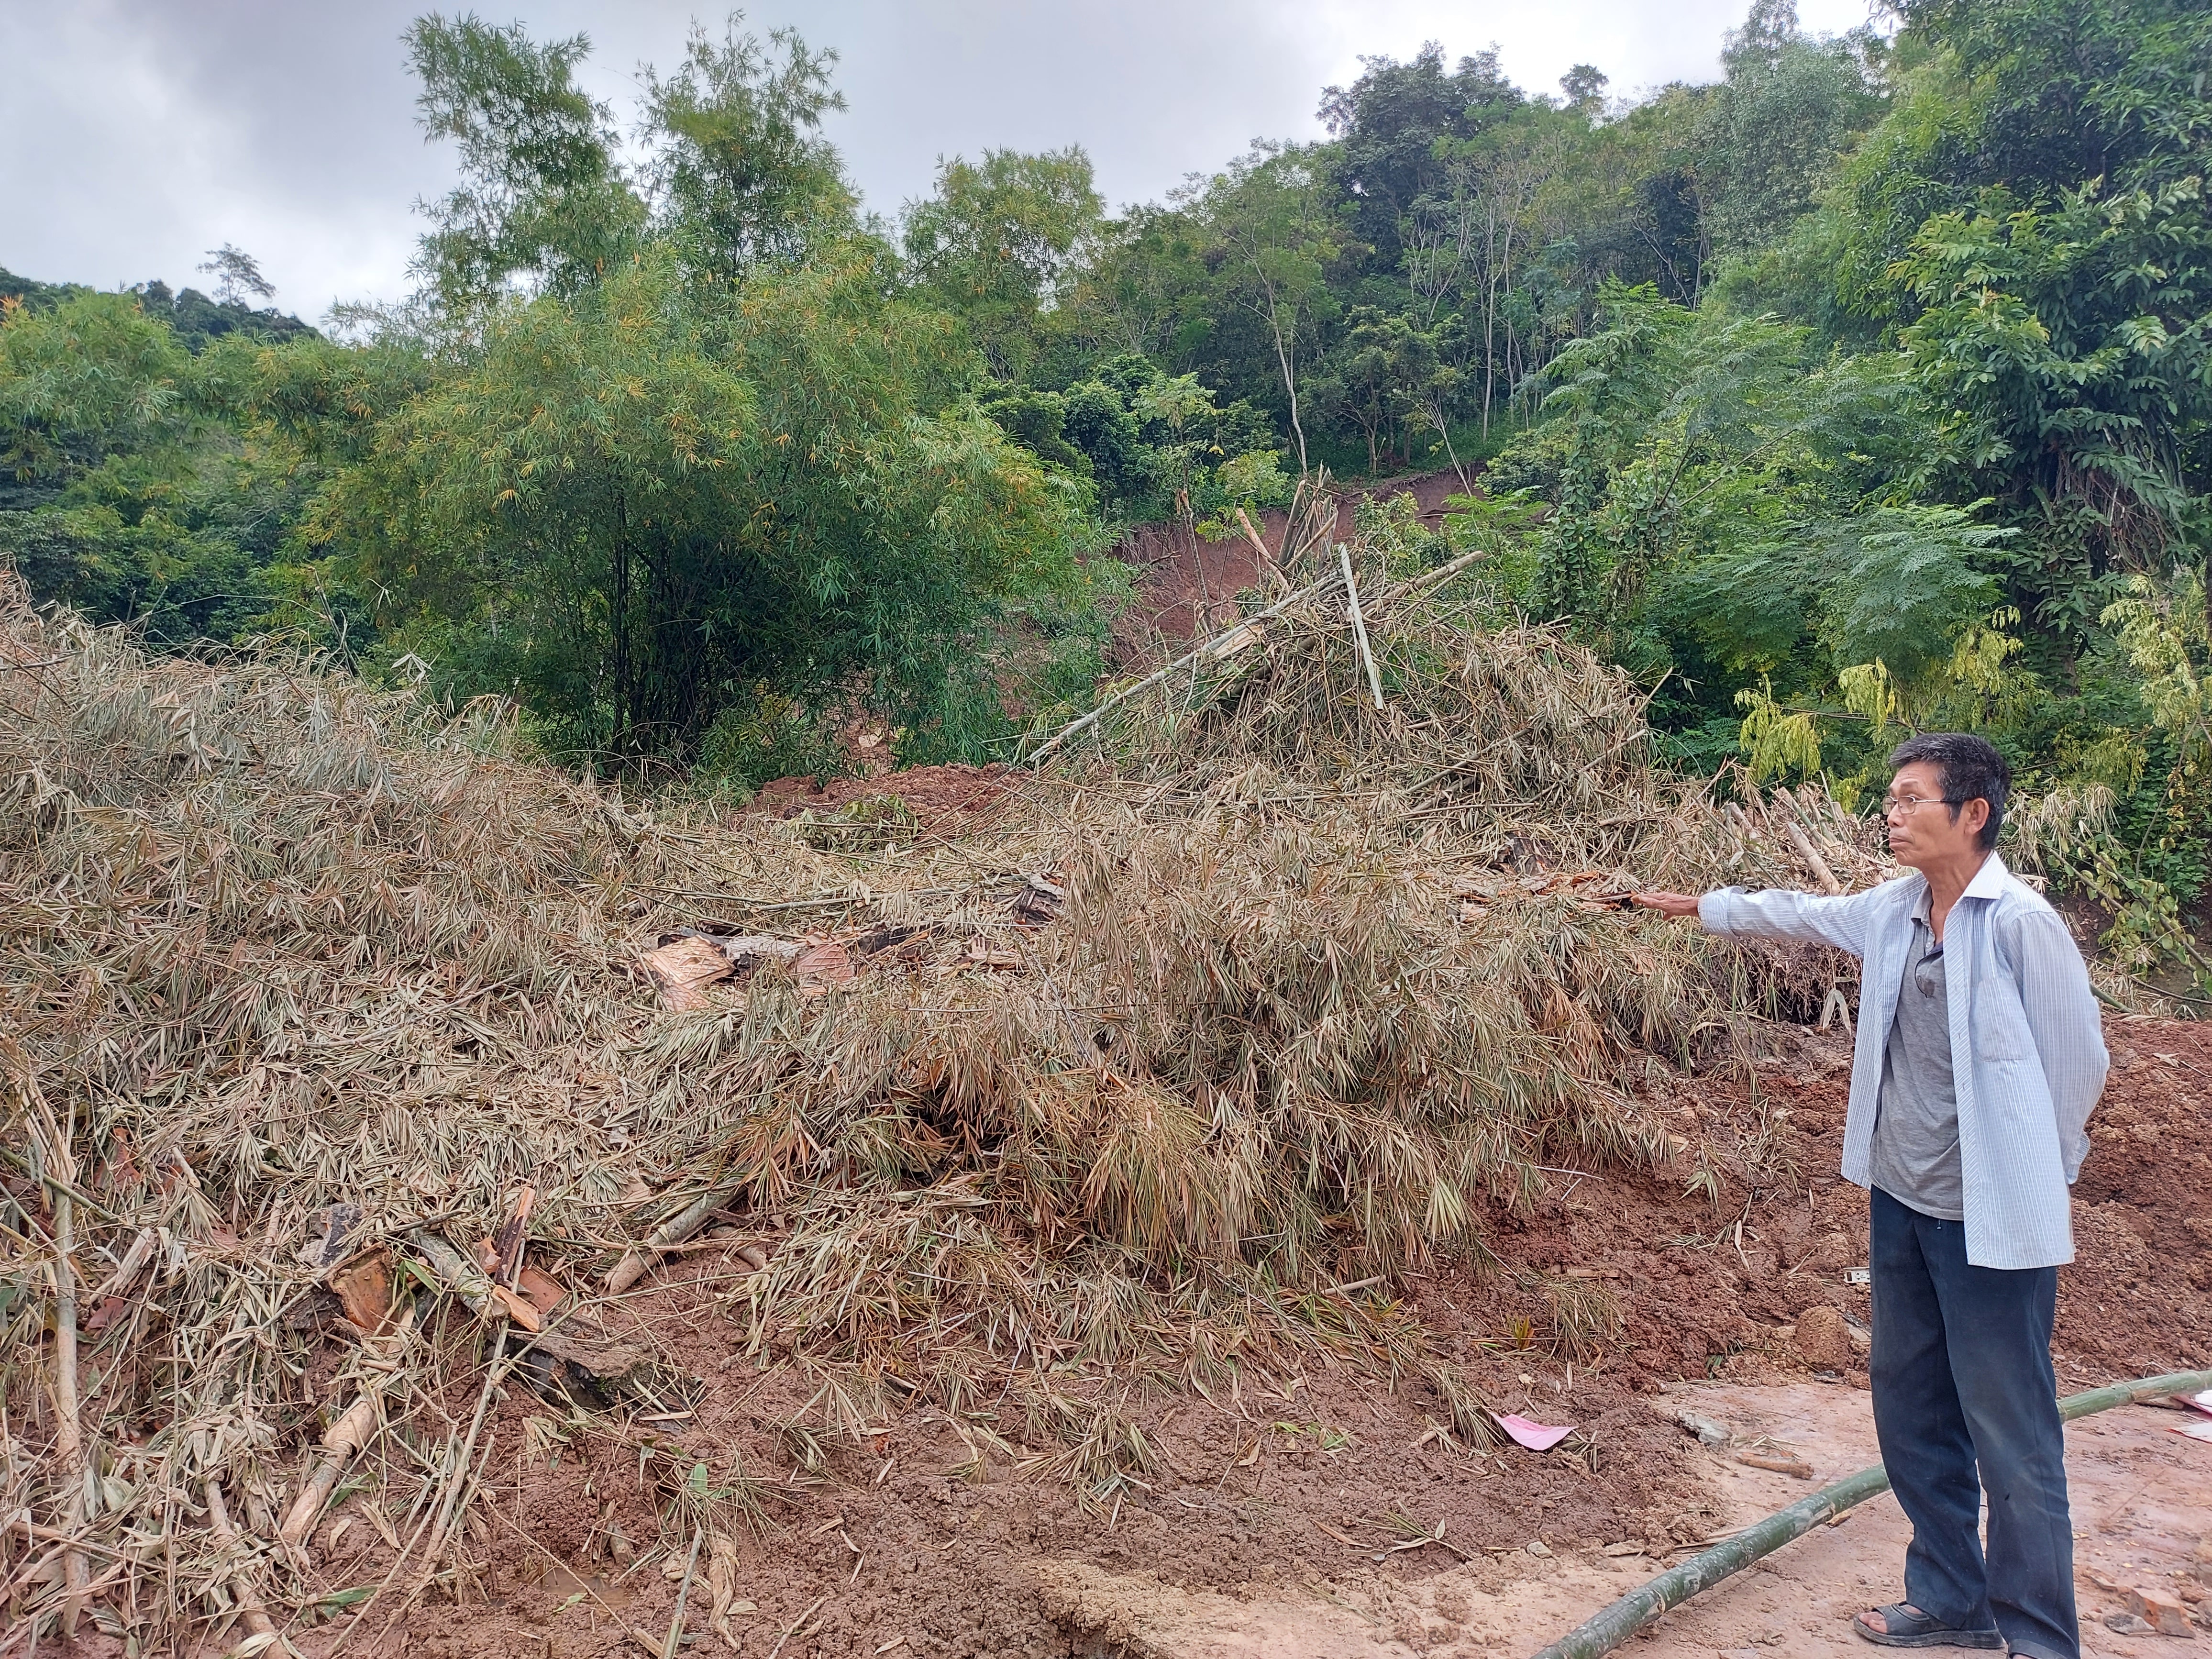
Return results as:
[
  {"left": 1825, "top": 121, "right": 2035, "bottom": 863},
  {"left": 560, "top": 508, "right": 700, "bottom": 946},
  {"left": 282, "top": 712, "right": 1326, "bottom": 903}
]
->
[{"left": 1527, "top": 1369, "right": 2212, "bottom": 1659}]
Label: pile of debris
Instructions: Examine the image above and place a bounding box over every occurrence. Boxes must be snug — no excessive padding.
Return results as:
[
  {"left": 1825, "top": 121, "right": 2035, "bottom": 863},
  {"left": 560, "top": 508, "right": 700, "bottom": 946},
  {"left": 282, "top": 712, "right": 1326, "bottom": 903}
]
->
[{"left": 0, "top": 559, "right": 1900, "bottom": 1648}]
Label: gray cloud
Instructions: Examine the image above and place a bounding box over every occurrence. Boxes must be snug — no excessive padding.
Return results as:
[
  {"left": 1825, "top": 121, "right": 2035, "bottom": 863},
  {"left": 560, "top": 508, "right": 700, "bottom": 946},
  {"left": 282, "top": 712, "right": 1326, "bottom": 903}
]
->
[{"left": 0, "top": 0, "right": 1878, "bottom": 320}]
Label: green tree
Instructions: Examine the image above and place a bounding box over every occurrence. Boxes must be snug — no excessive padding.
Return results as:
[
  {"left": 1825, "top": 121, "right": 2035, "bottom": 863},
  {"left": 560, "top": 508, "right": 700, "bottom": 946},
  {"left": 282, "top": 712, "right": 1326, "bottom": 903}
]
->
[
  {"left": 405, "top": 14, "right": 644, "bottom": 310},
  {"left": 903, "top": 148, "right": 1104, "bottom": 381},
  {"left": 1190, "top": 144, "right": 1346, "bottom": 475},
  {"left": 1698, "top": 1, "right": 1886, "bottom": 255},
  {"left": 312, "top": 254, "right": 1089, "bottom": 762},
  {"left": 642, "top": 16, "right": 856, "bottom": 281}
]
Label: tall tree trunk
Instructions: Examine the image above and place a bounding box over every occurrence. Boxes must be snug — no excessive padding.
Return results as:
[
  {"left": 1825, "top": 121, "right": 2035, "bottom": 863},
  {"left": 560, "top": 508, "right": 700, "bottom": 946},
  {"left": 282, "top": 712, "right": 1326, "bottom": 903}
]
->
[{"left": 1482, "top": 196, "right": 1502, "bottom": 440}]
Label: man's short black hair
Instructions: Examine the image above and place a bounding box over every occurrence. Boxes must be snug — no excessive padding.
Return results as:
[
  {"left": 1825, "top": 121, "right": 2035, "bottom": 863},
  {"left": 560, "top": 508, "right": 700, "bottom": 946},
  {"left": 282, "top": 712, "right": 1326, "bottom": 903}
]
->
[{"left": 1888, "top": 731, "right": 2009, "bottom": 852}]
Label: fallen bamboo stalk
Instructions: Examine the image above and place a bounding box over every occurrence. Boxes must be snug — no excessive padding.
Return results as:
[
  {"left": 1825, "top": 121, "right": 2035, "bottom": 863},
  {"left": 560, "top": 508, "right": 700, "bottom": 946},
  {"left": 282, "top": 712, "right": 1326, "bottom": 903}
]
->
[
  {"left": 1781, "top": 820, "right": 1843, "bottom": 895},
  {"left": 86, "top": 1226, "right": 157, "bottom": 1305},
  {"left": 53, "top": 1187, "right": 88, "bottom": 1640},
  {"left": 1232, "top": 506, "right": 1289, "bottom": 595},
  {"left": 606, "top": 1184, "right": 745, "bottom": 1296},
  {"left": 1389, "top": 545, "right": 1488, "bottom": 600},
  {"left": 770, "top": 1593, "right": 830, "bottom": 1659},
  {"left": 661, "top": 1525, "right": 706, "bottom": 1659},
  {"left": 279, "top": 1395, "right": 382, "bottom": 1548},
  {"left": 280, "top": 1303, "right": 425, "bottom": 1550},
  {"left": 424, "top": 1318, "right": 506, "bottom": 1564},
  {"left": 203, "top": 1476, "right": 281, "bottom": 1651},
  {"left": 1021, "top": 568, "right": 1347, "bottom": 765},
  {"left": 369, "top": 1319, "right": 516, "bottom": 1647},
  {"left": 18, "top": 1072, "right": 93, "bottom": 1644},
  {"left": 1527, "top": 1367, "right": 2212, "bottom": 1659},
  {"left": 1338, "top": 544, "right": 1386, "bottom": 711}
]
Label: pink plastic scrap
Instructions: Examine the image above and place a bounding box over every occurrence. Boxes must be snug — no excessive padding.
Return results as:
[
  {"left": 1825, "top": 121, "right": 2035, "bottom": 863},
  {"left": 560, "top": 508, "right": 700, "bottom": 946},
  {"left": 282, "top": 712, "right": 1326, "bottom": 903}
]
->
[
  {"left": 1493, "top": 1413, "right": 1575, "bottom": 1451},
  {"left": 2180, "top": 1389, "right": 2212, "bottom": 1419},
  {"left": 2173, "top": 1419, "right": 2212, "bottom": 1445}
]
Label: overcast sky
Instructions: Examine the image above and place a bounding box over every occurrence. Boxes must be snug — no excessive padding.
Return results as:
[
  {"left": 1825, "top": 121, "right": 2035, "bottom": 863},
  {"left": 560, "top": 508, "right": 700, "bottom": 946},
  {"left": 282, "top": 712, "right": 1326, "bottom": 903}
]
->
[{"left": 3, "top": 0, "right": 1880, "bottom": 321}]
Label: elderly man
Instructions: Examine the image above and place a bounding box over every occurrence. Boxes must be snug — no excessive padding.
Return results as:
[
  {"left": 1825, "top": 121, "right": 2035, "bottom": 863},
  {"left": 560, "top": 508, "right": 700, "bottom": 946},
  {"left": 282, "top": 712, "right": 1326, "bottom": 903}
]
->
[{"left": 1635, "top": 732, "right": 2107, "bottom": 1659}]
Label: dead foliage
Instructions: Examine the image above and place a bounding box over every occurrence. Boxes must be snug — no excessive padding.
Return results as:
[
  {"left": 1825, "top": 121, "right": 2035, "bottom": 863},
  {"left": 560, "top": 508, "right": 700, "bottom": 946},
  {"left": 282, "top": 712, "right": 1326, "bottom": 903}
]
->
[{"left": 0, "top": 559, "right": 1882, "bottom": 1647}]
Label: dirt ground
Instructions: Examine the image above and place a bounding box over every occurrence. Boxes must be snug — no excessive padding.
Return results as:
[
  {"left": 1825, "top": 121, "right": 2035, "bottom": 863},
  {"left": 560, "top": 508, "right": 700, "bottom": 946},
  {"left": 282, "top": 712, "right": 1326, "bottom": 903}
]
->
[
  {"left": 236, "top": 1014, "right": 2212, "bottom": 1659},
  {"left": 1011, "top": 1383, "right": 2212, "bottom": 1659},
  {"left": 739, "top": 763, "right": 1016, "bottom": 832}
]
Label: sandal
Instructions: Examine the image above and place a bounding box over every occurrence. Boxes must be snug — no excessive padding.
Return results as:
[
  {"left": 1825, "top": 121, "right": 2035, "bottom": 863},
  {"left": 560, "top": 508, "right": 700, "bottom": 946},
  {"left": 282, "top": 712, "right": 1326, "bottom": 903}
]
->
[{"left": 1852, "top": 1604, "right": 2005, "bottom": 1649}]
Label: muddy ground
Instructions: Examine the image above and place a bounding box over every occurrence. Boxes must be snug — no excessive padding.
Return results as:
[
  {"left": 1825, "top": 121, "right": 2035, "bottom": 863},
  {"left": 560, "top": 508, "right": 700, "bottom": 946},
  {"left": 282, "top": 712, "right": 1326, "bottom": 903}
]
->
[{"left": 229, "top": 1015, "right": 2212, "bottom": 1659}]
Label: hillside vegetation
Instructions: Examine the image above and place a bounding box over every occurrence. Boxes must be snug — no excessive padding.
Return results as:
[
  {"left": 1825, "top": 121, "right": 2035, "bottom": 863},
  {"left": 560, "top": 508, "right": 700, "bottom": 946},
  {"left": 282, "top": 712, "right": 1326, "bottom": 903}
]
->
[{"left": 2, "top": 0, "right": 2208, "bottom": 988}]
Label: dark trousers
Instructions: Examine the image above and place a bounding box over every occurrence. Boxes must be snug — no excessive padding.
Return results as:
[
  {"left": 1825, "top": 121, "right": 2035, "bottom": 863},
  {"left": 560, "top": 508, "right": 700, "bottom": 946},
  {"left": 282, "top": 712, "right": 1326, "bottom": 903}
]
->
[{"left": 1869, "top": 1187, "right": 2077, "bottom": 1659}]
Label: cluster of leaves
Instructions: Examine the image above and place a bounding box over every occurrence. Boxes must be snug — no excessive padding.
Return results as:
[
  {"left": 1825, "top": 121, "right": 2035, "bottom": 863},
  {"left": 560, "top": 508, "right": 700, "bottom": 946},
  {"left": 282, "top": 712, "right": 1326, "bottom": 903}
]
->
[
  {"left": 1458, "top": 0, "right": 2212, "bottom": 987},
  {"left": 2, "top": 18, "right": 1110, "bottom": 777},
  {"left": 0, "top": 279, "right": 332, "bottom": 651}
]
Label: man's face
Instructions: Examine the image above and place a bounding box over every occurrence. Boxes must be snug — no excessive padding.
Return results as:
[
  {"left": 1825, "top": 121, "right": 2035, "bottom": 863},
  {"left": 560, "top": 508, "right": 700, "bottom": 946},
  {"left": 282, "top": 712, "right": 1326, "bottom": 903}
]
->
[{"left": 1883, "top": 760, "right": 1985, "bottom": 869}]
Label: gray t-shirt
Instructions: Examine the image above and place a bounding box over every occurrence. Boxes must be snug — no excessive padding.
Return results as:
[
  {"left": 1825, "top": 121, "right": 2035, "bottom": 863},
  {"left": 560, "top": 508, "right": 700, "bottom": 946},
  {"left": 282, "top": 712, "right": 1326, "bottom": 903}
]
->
[{"left": 1869, "top": 896, "right": 1966, "bottom": 1220}]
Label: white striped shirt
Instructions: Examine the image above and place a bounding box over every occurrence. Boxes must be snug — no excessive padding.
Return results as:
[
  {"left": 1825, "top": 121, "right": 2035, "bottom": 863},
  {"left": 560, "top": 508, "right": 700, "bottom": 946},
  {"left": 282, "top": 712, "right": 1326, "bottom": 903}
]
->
[{"left": 1698, "top": 853, "right": 2108, "bottom": 1269}]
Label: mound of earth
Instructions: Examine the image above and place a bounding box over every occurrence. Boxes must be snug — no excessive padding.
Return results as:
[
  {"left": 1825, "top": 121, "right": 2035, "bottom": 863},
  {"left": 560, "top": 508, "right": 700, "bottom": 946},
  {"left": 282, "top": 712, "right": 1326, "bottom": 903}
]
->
[
  {"left": 1111, "top": 465, "right": 1471, "bottom": 651},
  {"left": 366, "top": 1016, "right": 2211, "bottom": 1659},
  {"left": 4, "top": 569, "right": 2200, "bottom": 1659}
]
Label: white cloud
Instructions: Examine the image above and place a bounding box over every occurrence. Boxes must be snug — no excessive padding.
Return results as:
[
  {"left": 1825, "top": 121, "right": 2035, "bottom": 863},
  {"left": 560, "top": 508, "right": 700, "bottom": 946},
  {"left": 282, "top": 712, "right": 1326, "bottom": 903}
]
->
[{"left": 0, "top": 0, "right": 1885, "bottom": 316}]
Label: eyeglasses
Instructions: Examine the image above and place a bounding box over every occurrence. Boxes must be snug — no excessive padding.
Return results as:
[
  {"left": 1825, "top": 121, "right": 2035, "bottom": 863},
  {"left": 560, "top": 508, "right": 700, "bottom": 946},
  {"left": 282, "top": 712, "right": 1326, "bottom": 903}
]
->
[{"left": 1882, "top": 793, "right": 1963, "bottom": 817}]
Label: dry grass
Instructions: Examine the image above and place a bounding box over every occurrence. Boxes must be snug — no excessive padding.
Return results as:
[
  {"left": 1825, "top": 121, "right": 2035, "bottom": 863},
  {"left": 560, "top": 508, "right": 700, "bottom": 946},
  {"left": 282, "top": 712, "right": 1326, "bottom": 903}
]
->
[{"left": 0, "top": 556, "right": 1885, "bottom": 1648}]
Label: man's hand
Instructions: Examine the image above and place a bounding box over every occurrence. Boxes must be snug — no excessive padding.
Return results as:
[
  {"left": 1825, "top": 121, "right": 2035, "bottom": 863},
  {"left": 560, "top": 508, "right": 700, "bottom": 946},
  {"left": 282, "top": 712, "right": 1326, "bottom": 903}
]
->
[{"left": 1632, "top": 891, "right": 1703, "bottom": 920}]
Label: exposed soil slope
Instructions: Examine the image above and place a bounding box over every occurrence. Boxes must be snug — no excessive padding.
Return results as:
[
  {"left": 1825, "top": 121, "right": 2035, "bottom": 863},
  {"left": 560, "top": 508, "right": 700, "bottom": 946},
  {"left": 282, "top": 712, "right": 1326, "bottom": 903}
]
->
[{"left": 1112, "top": 466, "right": 1469, "bottom": 649}]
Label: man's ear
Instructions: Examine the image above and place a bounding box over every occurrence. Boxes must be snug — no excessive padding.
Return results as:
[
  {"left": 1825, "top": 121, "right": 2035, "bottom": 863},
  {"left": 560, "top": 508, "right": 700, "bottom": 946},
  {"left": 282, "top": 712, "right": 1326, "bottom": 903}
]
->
[{"left": 1959, "top": 796, "right": 1991, "bottom": 838}]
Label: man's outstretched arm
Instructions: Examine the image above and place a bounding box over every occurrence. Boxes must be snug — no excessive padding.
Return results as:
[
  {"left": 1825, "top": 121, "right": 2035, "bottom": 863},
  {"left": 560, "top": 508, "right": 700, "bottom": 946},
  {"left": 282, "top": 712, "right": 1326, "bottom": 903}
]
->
[{"left": 1632, "top": 883, "right": 1885, "bottom": 959}]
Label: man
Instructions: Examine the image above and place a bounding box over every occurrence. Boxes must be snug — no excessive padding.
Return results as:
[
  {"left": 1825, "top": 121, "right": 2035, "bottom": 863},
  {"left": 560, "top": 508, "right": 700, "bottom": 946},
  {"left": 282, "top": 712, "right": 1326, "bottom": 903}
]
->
[{"left": 1634, "top": 733, "right": 2107, "bottom": 1659}]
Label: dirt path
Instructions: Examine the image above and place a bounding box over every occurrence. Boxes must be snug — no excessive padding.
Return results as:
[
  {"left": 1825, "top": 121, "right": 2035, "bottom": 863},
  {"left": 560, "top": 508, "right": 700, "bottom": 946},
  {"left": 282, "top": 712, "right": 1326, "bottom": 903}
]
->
[{"left": 1029, "top": 1382, "right": 2212, "bottom": 1658}]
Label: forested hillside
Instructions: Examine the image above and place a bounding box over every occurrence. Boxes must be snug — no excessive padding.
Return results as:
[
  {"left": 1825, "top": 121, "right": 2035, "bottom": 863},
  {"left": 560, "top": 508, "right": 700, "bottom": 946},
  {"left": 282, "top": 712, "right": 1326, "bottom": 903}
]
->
[{"left": 2, "top": 0, "right": 2207, "bottom": 987}]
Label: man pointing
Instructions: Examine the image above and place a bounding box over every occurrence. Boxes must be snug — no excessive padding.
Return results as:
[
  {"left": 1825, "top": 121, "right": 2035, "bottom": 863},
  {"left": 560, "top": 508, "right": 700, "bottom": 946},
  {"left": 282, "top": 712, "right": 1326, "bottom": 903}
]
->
[{"left": 1636, "top": 733, "right": 2108, "bottom": 1659}]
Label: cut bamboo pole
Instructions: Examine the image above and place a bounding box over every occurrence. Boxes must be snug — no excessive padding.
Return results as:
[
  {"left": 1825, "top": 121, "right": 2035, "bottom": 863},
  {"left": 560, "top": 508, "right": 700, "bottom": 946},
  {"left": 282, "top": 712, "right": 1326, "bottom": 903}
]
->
[
  {"left": 203, "top": 1476, "right": 281, "bottom": 1650},
  {"left": 279, "top": 1301, "right": 423, "bottom": 1550},
  {"left": 1232, "top": 506, "right": 1289, "bottom": 595},
  {"left": 1338, "top": 544, "right": 1386, "bottom": 712},
  {"left": 1391, "top": 545, "right": 1487, "bottom": 600},
  {"left": 1526, "top": 1368, "right": 2212, "bottom": 1659},
  {"left": 18, "top": 1069, "right": 93, "bottom": 1644},
  {"left": 606, "top": 1183, "right": 744, "bottom": 1296},
  {"left": 52, "top": 1178, "right": 88, "bottom": 1641},
  {"left": 1782, "top": 820, "right": 1843, "bottom": 895}
]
